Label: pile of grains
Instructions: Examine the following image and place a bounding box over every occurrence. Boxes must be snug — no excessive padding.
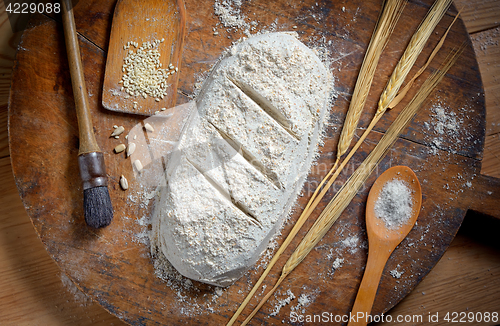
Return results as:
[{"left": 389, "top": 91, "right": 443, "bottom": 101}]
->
[
  {"left": 120, "top": 39, "right": 177, "bottom": 101},
  {"left": 374, "top": 178, "right": 414, "bottom": 229}
]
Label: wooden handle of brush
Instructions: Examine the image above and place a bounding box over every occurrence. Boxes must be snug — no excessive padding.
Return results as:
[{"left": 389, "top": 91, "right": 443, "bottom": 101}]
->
[{"left": 61, "top": 0, "right": 100, "bottom": 155}]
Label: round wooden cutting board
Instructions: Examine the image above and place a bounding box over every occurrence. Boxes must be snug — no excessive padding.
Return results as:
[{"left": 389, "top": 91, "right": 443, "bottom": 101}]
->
[{"left": 8, "top": 0, "right": 496, "bottom": 325}]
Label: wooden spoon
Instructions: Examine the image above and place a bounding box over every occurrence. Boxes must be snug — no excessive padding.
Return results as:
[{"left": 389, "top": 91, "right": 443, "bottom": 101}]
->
[
  {"left": 102, "top": 0, "right": 186, "bottom": 115},
  {"left": 348, "top": 166, "right": 422, "bottom": 326}
]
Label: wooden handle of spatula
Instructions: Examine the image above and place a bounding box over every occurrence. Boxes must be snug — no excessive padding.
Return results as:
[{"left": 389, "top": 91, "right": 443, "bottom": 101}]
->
[{"left": 61, "top": 0, "right": 100, "bottom": 155}]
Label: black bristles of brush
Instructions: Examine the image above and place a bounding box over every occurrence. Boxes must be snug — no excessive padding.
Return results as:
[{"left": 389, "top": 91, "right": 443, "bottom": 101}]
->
[
  {"left": 84, "top": 186, "right": 113, "bottom": 228},
  {"left": 79, "top": 152, "right": 114, "bottom": 228}
]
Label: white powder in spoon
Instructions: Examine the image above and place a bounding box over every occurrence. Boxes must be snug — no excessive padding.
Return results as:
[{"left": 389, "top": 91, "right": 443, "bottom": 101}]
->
[{"left": 374, "top": 179, "right": 414, "bottom": 229}]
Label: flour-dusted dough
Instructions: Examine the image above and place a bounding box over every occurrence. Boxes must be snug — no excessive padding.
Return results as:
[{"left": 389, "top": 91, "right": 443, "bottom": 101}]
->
[{"left": 151, "top": 32, "right": 333, "bottom": 286}]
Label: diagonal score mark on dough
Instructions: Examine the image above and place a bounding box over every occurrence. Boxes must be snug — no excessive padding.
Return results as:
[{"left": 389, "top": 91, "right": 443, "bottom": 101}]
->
[
  {"left": 207, "top": 120, "right": 282, "bottom": 190},
  {"left": 185, "top": 158, "right": 263, "bottom": 228},
  {"left": 226, "top": 76, "right": 301, "bottom": 141}
]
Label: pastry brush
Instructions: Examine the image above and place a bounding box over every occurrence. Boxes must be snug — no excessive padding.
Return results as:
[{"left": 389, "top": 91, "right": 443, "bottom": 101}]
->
[{"left": 61, "top": 0, "right": 113, "bottom": 228}]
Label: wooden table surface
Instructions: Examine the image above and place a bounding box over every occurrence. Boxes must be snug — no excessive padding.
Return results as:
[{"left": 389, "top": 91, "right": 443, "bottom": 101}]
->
[{"left": 0, "top": 1, "right": 498, "bottom": 325}]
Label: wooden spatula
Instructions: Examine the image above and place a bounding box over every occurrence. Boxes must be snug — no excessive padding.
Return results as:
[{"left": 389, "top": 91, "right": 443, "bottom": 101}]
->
[{"left": 102, "top": 0, "right": 186, "bottom": 115}]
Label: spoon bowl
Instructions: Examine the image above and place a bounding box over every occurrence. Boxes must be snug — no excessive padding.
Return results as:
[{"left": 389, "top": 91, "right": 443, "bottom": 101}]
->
[
  {"left": 348, "top": 166, "right": 422, "bottom": 326},
  {"left": 366, "top": 165, "right": 422, "bottom": 243}
]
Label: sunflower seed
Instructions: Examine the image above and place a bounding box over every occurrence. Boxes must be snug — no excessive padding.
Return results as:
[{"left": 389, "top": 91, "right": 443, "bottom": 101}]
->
[
  {"left": 119, "top": 175, "right": 129, "bottom": 190},
  {"left": 133, "top": 159, "right": 143, "bottom": 172},
  {"left": 127, "top": 142, "right": 136, "bottom": 157},
  {"left": 114, "top": 143, "right": 126, "bottom": 153},
  {"left": 144, "top": 123, "right": 154, "bottom": 132},
  {"left": 111, "top": 126, "right": 125, "bottom": 137}
]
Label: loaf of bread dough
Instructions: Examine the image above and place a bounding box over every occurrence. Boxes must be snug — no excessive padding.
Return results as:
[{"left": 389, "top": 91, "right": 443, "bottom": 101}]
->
[{"left": 151, "top": 32, "right": 332, "bottom": 286}]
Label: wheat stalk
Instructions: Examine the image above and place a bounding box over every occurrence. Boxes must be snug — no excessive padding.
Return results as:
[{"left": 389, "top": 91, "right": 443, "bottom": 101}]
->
[
  {"left": 225, "top": 3, "right": 406, "bottom": 325},
  {"left": 378, "top": 0, "right": 453, "bottom": 115},
  {"left": 240, "top": 46, "right": 464, "bottom": 326},
  {"left": 337, "top": 0, "right": 407, "bottom": 161},
  {"left": 315, "top": 0, "right": 458, "bottom": 206},
  {"left": 315, "top": 0, "right": 458, "bottom": 212},
  {"left": 227, "top": 1, "right": 455, "bottom": 325}
]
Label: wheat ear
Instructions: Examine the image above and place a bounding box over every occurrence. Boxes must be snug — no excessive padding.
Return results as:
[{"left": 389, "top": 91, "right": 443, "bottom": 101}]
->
[
  {"left": 278, "top": 0, "right": 457, "bottom": 242},
  {"left": 389, "top": 8, "right": 461, "bottom": 108},
  {"left": 241, "top": 46, "right": 463, "bottom": 326},
  {"left": 335, "top": 0, "right": 455, "bottom": 194},
  {"left": 378, "top": 0, "right": 453, "bottom": 115},
  {"left": 320, "top": 8, "right": 461, "bottom": 196},
  {"left": 337, "top": 0, "right": 407, "bottom": 161},
  {"left": 227, "top": 1, "right": 454, "bottom": 325}
]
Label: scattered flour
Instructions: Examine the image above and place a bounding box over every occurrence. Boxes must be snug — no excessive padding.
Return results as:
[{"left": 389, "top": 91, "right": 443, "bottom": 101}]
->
[
  {"left": 423, "top": 102, "right": 472, "bottom": 155},
  {"left": 290, "top": 293, "right": 313, "bottom": 314},
  {"left": 332, "top": 257, "right": 345, "bottom": 270},
  {"left": 470, "top": 26, "right": 499, "bottom": 52},
  {"left": 213, "top": 0, "right": 253, "bottom": 33},
  {"left": 390, "top": 269, "right": 404, "bottom": 279},
  {"left": 60, "top": 272, "right": 91, "bottom": 306},
  {"left": 340, "top": 235, "right": 361, "bottom": 254},
  {"left": 426, "top": 104, "right": 461, "bottom": 137},
  {"left": 270, "top": 289, "right": 296, "bottom": 317},
  {"left": 298, "top": 293, "right": 311, "bottom": 306}
]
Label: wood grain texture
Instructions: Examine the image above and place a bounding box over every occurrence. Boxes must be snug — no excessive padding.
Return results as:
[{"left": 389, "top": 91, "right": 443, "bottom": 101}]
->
[
  {"left": 0, "top": 0, "right": 499, "bottom": 325},
  {"left": 469, "top": 26, "right": 500, "bottom": 177},
  {"left": 0, "top": 157, "right": 123, "bottom": 325},
  {"left": 0, "top": 2, "right": 22, "bottom": 106},
  {"left": 0, "top": 104, "right": 8, "bottom": 157},
  {"left": 482, "top": 133, "right": 500, "bottom": 177},
  {"left": 376, "top": 213, "right": 500, "bottom": 326},
  {"left": 453, "top": 0, "right": 500, "bottom": 33},
  {"left": 470, "top": 27, "right": 500, "bottom": 136},
  {"left": 468, "top": 173, "right": 500, "bottom": 218}
]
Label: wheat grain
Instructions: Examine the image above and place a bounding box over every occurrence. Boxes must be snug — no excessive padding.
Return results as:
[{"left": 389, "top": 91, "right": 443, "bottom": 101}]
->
[{"left": 337, "top": 0, "right": 407, "bottom": 160}]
